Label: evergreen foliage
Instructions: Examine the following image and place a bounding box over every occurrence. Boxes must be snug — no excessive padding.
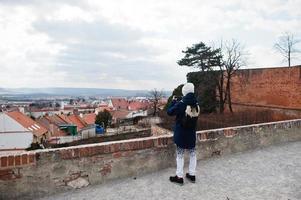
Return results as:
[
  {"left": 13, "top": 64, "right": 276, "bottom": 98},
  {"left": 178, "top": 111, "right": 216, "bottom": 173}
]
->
[
  {"left": 164, "top": 84, "right": 184, "bottom": 110},
  {"left": 95, "top": 110, "right": 112, "bottom": 129},
  {"left": 187, "top": 71, "right": 218, "bottom": 113},
  {"left": 177, "top": 42, "right": 222, "bottom": 71}
]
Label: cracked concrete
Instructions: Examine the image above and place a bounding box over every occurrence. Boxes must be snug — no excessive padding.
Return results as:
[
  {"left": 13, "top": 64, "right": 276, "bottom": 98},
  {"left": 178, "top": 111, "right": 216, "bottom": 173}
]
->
[{"left": 40, "top": 141, "right": 301, "bottom": 200}]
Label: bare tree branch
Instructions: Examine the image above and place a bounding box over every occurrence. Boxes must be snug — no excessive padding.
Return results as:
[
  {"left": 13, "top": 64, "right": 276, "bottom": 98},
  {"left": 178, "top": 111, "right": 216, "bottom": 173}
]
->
[
  {"left": 274, "top": 32, "right": 300, "bottom": 67},
  {"left": 149, "top": 88, "right": 163, "bottom": 116},
  {"left": 222, "top": 39, "right": 248, "bottom": 112}
]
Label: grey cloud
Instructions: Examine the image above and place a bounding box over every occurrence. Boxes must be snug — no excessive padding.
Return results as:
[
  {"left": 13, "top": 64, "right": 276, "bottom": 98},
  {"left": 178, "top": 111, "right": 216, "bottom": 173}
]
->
[
  {"left": 0, "top": 0, "right": 83, "bottom": 6},
  {"left": 33, "top": 20, "right": 142, "bottom": 42},
  {"left": 32, "top": 19, "right": 166, "bottom": 82}
]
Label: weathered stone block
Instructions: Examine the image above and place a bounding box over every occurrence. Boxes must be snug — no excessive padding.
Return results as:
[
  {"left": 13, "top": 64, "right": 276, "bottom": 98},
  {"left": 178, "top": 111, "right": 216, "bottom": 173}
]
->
[
  {"left": 14, "top": 155, "right": 21, "bottom": 166},
  {"left": 67, "top": 177, "right": 89, "bottom": 189},
  {"left": 21, "top": 154, "right": 28, "bottom": 165},
  {"left": 0, "top": 156, "right": 7, "bottom": 168}
]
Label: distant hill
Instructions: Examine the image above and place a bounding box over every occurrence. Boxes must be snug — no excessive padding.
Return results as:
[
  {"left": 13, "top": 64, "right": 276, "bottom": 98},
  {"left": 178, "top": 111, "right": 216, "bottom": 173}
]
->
[
  {"left": 0, "top": 87, "right": 171, "bottom": 97},
  {"left": 0, "top": 88, "right": 10, "bottom": 93}
]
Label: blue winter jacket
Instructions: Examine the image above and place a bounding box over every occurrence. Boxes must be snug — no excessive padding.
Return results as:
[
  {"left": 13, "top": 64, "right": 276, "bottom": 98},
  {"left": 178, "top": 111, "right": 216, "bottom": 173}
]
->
[{"left": 167, "top": 93, "right": 198, "bottom": 149}]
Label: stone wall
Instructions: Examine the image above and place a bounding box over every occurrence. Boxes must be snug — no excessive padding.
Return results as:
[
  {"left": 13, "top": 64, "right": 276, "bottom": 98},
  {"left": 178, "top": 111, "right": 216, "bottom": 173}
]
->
[
  {"left": 231, "top": 65, "right": 301, "bottom": 109},
  {"left": 1, "top": 119, "right": 301, "bottom": 200}
]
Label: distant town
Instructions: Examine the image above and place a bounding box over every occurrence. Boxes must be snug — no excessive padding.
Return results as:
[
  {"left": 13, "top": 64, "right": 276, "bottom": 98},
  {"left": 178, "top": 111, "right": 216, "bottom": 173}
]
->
[{"left": 0, "top": 88, "right": 169, "bottom": 154}]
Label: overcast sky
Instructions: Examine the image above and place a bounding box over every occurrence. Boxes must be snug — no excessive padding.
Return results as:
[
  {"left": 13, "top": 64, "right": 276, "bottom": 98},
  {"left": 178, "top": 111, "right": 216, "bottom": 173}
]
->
[{"left": 0, "top": 0, "right": 300, "bottom": 90}]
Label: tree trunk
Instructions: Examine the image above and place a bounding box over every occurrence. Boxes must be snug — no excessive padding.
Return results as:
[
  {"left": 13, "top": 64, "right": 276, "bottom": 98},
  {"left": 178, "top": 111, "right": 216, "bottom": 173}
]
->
[
  {"left": 288, "top": 50, "right": 291, "bottom": 67},
  {"left": 226, "top": 75, "right": 233, "bottom": 113},
  {"left": 219, "top": 100, "right": 224, "bottom": 113},
  {"left": 153, "top": 102, "right": 157, "bottom": 116},
  {"left": 228, "top": 85, "right": 233, "bottom": 113},
  {"left": 218, "top": 72, "right": 225, "bottom": 113}
]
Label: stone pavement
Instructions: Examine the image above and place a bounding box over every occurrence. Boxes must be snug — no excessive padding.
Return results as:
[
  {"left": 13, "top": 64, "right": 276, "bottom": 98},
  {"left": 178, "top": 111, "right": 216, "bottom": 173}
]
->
[{"left": 40, "top": 141, "right": 301, "bottom": 200}]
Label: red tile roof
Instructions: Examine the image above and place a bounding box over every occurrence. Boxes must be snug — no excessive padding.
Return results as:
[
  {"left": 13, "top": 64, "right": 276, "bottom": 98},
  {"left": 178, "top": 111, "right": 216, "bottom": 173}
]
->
[
  {"left": 111, "top": 98, "right": 151, "bottom": 111},
  {"left": 128, "top": 101, "right": 150, "bottom": 111},
  {"left": 57, "top": 114, "right": 73, "bottom": 124},
  {"left": 58, "top": 114, "right": 87, "bottom": 131},
  {"left": 111, "top": 98, "right": 129, "bottom": 110},
  {"left": 6, "top": 111, "right": 47, "bottom": 137},
  {"left": 82, "top": 113, "right": 96, "bottom": 125},
  {"left": 46, "top": 115, "right": 68, "bottom": 125},
  {"left": 36, "top": 117, "right": 67, "bottom": 137},
  {"left": 67, "top": 115, "right": 87, "bottom": 131}
]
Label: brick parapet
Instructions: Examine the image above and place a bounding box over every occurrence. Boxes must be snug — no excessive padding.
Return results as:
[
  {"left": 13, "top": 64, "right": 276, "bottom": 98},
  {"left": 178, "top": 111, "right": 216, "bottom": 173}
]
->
[
  {"left": 0, "top": 152, "right": 36, "bottom": 170},
  {"left": 1, "top": 118, "right": 300, "bottom": 170},
  {"left": 1, "top": 118, "right": 300, "bottom": 199}
]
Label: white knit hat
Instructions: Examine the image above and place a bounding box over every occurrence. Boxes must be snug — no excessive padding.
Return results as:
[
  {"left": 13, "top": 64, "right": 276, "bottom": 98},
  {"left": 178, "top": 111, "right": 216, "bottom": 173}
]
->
[{"left": 182, "top": 82, "right": 194, "bottom": 96}]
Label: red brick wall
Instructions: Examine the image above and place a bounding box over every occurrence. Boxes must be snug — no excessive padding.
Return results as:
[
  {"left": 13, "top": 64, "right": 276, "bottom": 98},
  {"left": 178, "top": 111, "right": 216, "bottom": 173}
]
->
[{"left": 230, "top": 65, "right": 301, "bottom": 109}]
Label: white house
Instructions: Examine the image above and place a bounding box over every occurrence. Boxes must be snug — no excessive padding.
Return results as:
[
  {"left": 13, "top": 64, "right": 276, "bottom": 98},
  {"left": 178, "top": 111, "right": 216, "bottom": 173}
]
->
[
  {"left": 0, "top": 111, "right": 48, "bottom": 152},
  {"left": 0, "top": 113, "right": 32, "bottom": 151}
]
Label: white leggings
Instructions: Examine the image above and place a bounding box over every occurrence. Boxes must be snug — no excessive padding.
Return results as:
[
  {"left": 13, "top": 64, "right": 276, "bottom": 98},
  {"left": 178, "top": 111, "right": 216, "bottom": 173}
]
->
[{"left": 176, "top": 147, "right": 197, "bottom": 178}]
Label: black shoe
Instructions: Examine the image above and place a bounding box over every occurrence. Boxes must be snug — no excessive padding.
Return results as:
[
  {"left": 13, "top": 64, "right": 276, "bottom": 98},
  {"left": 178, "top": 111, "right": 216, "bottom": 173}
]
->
[
  {"left": 169, "top": 175, "right": 184, "bottom": 185},
  {"left": 186, "top": 173, "right": 196, "bottom": 183}
]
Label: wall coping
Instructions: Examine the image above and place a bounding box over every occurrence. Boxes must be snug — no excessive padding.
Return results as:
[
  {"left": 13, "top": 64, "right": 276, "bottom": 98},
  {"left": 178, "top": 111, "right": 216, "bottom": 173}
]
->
[
  {"left": 37, "top": 136, "right": 171, "bottom": 153},
  {"left": 196, "top": 118, "right": 301, "bottom": 134},
  {"left": 237, "top": 65, "right": 301, "bottom": 71}
]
